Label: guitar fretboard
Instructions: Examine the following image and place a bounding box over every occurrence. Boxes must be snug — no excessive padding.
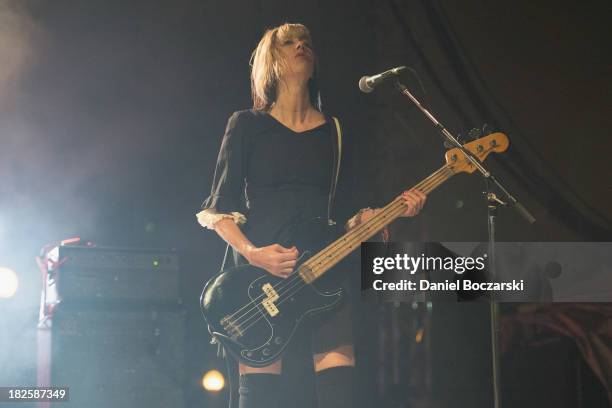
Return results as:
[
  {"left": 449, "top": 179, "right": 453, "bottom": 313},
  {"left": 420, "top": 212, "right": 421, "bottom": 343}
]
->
[{"left": 298, "top": 164, "right": 456, "bottom": 284}]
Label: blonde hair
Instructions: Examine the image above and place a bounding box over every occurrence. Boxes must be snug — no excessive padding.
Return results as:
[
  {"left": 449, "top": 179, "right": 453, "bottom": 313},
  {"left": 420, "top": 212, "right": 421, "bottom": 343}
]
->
[{"left": 250, "top": 23, "right": 321, "bottom": 111}]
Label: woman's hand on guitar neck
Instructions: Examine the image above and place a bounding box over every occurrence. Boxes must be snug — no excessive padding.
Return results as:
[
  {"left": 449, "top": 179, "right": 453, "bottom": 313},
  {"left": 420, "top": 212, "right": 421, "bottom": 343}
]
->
[
  {"left": 355, "top": 188, "right": 427, "bottom": 226},
  {"left": 399, "top": 188, "right": 427, "bottom": 217},
  {"left": 245, "top": 244, "right": 299, "bottom": 279}
]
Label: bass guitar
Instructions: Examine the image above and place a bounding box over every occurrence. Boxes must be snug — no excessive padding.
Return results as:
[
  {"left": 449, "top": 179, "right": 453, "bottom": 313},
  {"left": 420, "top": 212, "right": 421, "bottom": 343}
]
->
[{"left": 201, "top": 132, "right": 509, "bottom": 367}]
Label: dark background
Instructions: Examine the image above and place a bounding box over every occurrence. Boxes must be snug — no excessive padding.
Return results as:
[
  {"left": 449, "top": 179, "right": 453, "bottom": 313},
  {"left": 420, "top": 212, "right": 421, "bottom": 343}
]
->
[{"left": 0, "top": 0, "right": 610, "bottom": 407}]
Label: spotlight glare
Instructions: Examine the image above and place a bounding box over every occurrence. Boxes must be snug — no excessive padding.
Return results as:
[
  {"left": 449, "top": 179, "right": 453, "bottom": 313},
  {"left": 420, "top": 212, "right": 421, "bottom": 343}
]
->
[
  {"left": 202, "top": 369, "right": 225, "bottom": 392},
  {"left": 0, "top": 266, "right": 18, "bottom": 298}
]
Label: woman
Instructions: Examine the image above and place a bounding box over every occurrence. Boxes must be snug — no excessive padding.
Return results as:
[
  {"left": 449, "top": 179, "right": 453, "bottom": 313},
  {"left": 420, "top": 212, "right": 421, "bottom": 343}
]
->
[{"left": 197, "top": 23, "right": 426, "bottom": 408}]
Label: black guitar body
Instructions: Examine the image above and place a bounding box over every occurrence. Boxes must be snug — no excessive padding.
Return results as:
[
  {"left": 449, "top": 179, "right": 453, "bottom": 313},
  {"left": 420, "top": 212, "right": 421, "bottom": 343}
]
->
[{"left": 200, "top": 217, "right": 346, "bottom": 367}]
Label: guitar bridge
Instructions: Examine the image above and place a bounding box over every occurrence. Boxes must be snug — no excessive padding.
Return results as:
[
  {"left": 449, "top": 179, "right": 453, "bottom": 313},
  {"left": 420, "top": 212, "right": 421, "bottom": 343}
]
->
[{"left": 220, "top": 316, "right": 244, "bottom": 340}]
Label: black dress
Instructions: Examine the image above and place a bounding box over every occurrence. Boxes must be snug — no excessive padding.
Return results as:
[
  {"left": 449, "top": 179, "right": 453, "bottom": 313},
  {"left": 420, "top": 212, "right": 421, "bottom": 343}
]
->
[{"left": 201, "top": 109, "right": 357, "bottom": 354}]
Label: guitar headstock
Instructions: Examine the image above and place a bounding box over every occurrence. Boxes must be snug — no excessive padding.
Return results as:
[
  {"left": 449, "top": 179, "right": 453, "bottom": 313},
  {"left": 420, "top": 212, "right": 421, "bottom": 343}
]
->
[{"left": 445, "top": 132, "right": 509, "bottom": 174}]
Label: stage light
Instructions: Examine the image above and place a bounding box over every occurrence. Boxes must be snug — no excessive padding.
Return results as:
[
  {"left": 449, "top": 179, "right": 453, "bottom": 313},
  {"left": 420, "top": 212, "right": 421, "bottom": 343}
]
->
[
  {"left": 415, "top": 328, "right": 424, "bottom": 343},
  {"left": 0, "top": 266, "right": 18, "bottom": 298},
  {"left": 202, "top": 369, "right": 225, "bottom": 392}
]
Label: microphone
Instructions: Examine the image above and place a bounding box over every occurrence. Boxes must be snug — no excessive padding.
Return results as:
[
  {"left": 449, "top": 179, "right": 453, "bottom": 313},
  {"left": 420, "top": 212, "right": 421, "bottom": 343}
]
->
[{"left": 359, "top": 66, "right": 407, "bottom": 93}]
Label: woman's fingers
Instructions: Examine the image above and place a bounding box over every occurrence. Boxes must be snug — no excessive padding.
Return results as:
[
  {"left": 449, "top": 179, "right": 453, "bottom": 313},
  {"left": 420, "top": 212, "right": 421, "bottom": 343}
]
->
[
  {"left": 415, "top": 189, "right": 427, "bottom": 210},
  {"left": 280, "top": 267, "right": 294, "bottom": 276},
  {"left": 277, "top": 251, "right": 298, "bottom": 277},
  {"left": 279, "top": 259, "right": 297, "bottom": 269},
  {"left": 401, "top": 189, "right": 427, "bottom": 216},
  {"left": 258, "top": 244, "right": 299, "bottom": 278},
  {"left": 274, "top": 244, "right": 298, "bottom": 256},
  {"left": 276, "top": 249, "right": 299, "bottom": 262},
  {"left": 281, "top": 258, "right": 298, "bottom": 266},
  {"left": 401, "top": 191, "right": 418, "bottom": 215},
  {"left": 274, "top": 264, "right": 295, "bottom": 278}
]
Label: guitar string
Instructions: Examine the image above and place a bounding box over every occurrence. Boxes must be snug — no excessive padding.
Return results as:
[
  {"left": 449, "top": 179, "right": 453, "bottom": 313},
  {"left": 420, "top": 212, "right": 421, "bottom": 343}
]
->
[
  {"left": 270, "top": 155, "right": 492, "bottom": 302},
  {"left": 222, "top": 197, "right": 409, "bottom": 333},
  {"left": 231, "top": 169, "right": 457, "bottom": 337},
  {"left": 221, "top": 198, "right": 407, "bottom": 335},
  {"left": 235, "top": 145, "right": 498, "bottom": 335},
  {"left": 257, "top": 152, "right": 495, "bottom": 318},
  {"left": 225, "top": 146, "right": 499, "bottom": 339},
  {"left": 224, "top": 167, "right": 454, "bottom": 335},
  {"left": 297, "top": 165, "right": 461, "bottom": 281},
  {"left": 216, "top": 171, "right": 434, "bottom": 325},
  {"left": 232, "top": 199, "right": 412, "bottom": 336},
  {"left": 221, "top": 164, "right": 452, "bottom": 323},
  {"left": 221, "top": 167, "right": 450, "bottom": 327},
  {"left": 227, "top": 169, "right": 452, "bottom": 332},
  {"left": 224, "top": 167, "right": 454, "bottom": 337},
  {"left": 293, "top": 167, "right": 453, "bottom": 286}
]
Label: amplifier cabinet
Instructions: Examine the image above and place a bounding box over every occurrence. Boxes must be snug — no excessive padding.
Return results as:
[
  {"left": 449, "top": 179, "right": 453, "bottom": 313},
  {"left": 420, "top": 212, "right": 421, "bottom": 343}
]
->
[
  {"left": 44, "top": 246, "right": 180, "bottom": 304},
  {"left": 37, "top": 303, "right": 185, "bottom": 408}
]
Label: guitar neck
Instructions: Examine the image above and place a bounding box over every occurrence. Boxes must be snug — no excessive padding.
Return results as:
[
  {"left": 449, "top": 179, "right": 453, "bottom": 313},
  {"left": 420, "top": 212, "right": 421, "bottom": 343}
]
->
[{"left": 298, "top": 164, "right": 456, "bottom": 284}]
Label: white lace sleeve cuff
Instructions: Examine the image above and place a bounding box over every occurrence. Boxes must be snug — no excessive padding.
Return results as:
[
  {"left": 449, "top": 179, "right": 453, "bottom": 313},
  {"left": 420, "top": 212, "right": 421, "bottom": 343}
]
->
[{"left": 196, "top": 208, "right": 247, "bottom": 230}]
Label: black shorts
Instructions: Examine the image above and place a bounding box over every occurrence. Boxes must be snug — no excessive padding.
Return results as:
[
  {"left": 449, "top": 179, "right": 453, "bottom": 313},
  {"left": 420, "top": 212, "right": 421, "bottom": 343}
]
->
[
  {"left": 282, "top": 290, "right": 353, "bottom": 362},
  {"left": 293, "top": 268, "right": 355, "bottom": 355},
  {"left": 310, "top": 291, "right": 353, "bottom": 354}
]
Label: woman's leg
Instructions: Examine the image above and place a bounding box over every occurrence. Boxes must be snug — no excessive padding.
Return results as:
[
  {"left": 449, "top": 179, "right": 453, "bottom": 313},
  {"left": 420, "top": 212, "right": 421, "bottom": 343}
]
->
[
  {"left": 313, "top": 344, "right": 356, "bottom": 408},
  {"left": 238, "top": 360, "right": 283, "bottom": 408}
]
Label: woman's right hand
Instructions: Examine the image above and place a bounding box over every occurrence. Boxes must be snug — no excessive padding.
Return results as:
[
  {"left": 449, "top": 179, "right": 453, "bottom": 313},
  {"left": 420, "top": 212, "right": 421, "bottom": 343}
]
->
[{"left": 245, "top": 244, "right": 299, "bottom": 278}]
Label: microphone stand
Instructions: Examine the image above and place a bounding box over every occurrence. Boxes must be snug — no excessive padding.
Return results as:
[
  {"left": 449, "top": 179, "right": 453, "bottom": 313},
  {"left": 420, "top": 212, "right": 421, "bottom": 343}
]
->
[{"left": 393, "top": 80, "right": 535, "bottom": 408}]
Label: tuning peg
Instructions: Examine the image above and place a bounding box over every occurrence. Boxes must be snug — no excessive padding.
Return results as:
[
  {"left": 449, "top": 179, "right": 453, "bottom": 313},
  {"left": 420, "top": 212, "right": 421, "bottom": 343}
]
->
[
  {"left": 468, "top": 128, "right": 482, "bottom": 140},
  {"left": 481, "top": 123, "right": 489, "bottom": 136}
]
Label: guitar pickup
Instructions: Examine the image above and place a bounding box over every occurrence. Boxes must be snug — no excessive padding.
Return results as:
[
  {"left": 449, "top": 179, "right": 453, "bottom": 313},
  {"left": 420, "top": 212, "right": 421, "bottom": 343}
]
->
[
  {"left": 262, "top": 283, "right": 279, "bottom": 301},
  {"left": 261, "top": 298, "right": 279, "bottom": 317},
  {"left": 261, "top": 283, "right": 280, "bottom": 316}
]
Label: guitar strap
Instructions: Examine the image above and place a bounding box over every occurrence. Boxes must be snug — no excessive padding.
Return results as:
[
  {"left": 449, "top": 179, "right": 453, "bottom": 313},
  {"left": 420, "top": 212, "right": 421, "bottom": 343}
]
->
[{"left": 328, "top": 116, "right": 342, "bottom": 226}]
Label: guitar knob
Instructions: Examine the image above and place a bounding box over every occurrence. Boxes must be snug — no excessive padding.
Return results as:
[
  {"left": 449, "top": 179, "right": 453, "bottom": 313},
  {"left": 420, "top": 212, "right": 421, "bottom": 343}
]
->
[{"left": 262, "top": 348, "right": 271, "bottom": 356}]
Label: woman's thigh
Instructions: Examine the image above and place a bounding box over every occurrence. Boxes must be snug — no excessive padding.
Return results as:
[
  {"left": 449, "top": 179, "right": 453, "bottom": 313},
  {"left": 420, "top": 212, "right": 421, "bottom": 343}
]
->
[
  {"left": 239, "top": 359, "right": 282, "bottom": 375},
  {"left": 313, "top": 343, "right": 355, "bottom": 372}
]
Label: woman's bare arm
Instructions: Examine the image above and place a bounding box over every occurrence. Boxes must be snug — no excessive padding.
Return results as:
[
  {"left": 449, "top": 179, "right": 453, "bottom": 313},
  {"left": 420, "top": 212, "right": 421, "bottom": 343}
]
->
[{"left": 213, "top": 218, "right": 298, "bottom": 278}]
